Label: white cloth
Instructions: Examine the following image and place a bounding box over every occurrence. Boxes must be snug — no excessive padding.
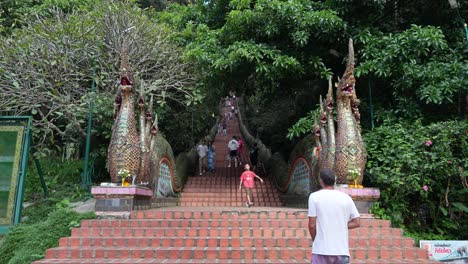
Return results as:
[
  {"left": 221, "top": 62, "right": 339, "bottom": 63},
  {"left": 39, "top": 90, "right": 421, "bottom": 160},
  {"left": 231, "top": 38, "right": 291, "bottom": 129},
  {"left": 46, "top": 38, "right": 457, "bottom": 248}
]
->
[
  {"left": 197, "top": 144, "right": 208, "bottom": 158},
  {"left": 228, "top": 139, "right": 239, "bottom": 151},
  {"left": 308, "top": 189, "right": 360, "bottom": 256}
]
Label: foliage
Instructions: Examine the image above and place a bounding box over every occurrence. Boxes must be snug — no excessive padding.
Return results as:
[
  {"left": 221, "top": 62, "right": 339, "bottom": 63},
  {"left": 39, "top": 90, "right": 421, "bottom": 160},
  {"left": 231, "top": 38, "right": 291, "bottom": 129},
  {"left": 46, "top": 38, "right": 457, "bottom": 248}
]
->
[
  {"left": 0, "top": 0, "right": 201, "bottom": 155},
  {"left": 161, "top": 0, "right": 344, "bottom": 99},
  {"left": 286, "top": 109, "right": 317, "bottom": 140},
  {"left": 403, "top": 230, "right": 450, "bottom": 246},
  {"left": 25, "top": 158, "right": 86, "bottom": 202},
  {"left": 365, "top": 120, "right": 468, "bottom": 239},
  {"left": 356, "top": 25, "right": 468, "bottom": 117},
  {"left": 0, "top": 0, "right": 100, "bottom": 34},
  {"left": 0, "top": 208, "right": 95, "bottom": 264},
  {"left": 158, "top": 101, "right": 218, "bottom": 154},
  {"left": 1, "top": 157, "right": 96, "bottom": 264}
]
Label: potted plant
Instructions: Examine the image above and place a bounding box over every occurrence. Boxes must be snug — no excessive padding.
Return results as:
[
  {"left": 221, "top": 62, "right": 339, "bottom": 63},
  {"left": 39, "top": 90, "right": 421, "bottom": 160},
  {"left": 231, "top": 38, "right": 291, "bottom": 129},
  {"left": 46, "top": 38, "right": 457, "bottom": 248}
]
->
[
  {"left": 118, "top": 169, "right": 131, "bottom": 186},
  {"left": 348, "top": 168, "right": 360, "bottom": 188}
]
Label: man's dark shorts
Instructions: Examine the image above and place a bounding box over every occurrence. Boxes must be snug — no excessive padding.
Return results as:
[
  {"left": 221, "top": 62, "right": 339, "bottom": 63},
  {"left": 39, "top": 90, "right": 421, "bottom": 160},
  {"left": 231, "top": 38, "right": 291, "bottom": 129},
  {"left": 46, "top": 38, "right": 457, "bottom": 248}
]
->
[
  {"left": 311, "top": 254, "right": 350, "bottom": 264},
  {"left": 229, "top": 150, "right": 238, "bottom": 157}
]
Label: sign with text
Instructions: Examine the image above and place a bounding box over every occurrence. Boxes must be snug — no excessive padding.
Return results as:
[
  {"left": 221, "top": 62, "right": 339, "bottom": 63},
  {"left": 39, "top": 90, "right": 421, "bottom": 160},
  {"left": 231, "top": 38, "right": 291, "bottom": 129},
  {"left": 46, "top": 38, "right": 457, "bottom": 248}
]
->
[
  {"left": 420, "top": 240, "right": 468, "bottom": 263},
  {"left": 0, "top": 117, "right": 31, "bottom": 233}
]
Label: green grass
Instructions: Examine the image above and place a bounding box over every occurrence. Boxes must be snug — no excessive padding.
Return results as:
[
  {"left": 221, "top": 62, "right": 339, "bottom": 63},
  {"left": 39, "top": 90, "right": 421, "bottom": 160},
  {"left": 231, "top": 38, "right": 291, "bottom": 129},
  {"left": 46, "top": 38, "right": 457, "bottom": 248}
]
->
[
  {"left": 0, "top": 208, "right": 95, "bottom": 264},
  {"left": 0, "top": 157, "right": 98, "bottom": 264}
]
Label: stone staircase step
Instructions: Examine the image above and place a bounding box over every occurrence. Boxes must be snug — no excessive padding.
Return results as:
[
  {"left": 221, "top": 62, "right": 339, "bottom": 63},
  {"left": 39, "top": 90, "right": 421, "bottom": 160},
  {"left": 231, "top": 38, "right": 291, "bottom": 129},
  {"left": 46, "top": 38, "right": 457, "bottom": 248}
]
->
[
  {"left": 33, "top": 260, "right": 440, "bottom": 264},
  {"left": 179, "top": 202, "right": 283, "bottom": 207},
  {"left": 44, "top": 246, "right": 311, "bottom": 260},
  {"left": 34, "top": 259, "right": 310, "bottom": 263},
  {"left": 58, "top": 236, "right": 414, "bottom": 248},
  {"left": 59, "top": 237, "right": 311, "bottom": 247},
  {"left": 71, "top": 226, "right": 403, "bottom": 238},
  {"left": 71, "top": 227, "right": 310, "bottom": 237},
  {"left": 80, "top": 218, "right": 391, "bottom": 228},
  {"left": 350, "top": 247, "right": 430, "bottom": 260},
  {"left": 43, "top": 246, "right": 430, "bottom": 260},
  {"left": 354, "top": 261, "right": 441, "bottom": 264},
  {"left": 179, "top": 191, "right": 279, "bottom": 196}
]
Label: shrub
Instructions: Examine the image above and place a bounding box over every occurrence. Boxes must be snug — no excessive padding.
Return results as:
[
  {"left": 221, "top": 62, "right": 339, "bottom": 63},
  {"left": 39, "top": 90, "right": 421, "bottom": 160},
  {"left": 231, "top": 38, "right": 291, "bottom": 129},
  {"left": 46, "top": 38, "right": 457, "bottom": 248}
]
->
[
  {"left": 0, "top": 208, "right": 95, "bottom": 264},
  {"left": 25, "top": 158, "right": 85, "bottom": 202},
  {"left": 365, "top": 119, "right": 467, "bottom": 239}
]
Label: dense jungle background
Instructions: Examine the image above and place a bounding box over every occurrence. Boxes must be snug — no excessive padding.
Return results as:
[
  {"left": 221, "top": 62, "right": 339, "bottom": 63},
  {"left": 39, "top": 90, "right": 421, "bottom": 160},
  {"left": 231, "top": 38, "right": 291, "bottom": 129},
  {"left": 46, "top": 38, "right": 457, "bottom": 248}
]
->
[{"left": 0, "top": 0, "right": 467, "bottom": 260}]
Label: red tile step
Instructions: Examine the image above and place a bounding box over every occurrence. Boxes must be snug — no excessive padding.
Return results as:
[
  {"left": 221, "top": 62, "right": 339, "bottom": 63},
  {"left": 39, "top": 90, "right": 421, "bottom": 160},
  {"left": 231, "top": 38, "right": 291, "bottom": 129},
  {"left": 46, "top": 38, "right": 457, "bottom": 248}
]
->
[
  {"left": 44, "top": 246, "right": 311, "bottom": 260},
  {"left": 41, "top": 245, "right": 432, "bottom": 261},
  {"left": 80, "top": 218, "right": 389, "bottom": 229},
  {"left": 58, "top": 236, "right": 415, "bottom": 248}
]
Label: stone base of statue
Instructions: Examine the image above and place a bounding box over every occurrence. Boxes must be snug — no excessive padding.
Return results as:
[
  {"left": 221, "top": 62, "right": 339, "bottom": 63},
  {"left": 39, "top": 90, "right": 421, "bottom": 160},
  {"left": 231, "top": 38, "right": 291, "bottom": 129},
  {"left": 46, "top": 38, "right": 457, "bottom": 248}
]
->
[
  {"left": 91, "top": 186, "right": 153, "bottom": 218},
  {"left": 335, "top": 186, "right": 380, "bottom": 215}
]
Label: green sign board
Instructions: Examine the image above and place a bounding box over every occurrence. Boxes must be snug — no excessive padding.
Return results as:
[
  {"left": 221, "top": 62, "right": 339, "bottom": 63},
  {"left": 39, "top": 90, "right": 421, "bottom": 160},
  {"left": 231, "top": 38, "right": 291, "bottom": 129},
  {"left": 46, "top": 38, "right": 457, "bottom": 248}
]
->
[{"left": 0, "top": 117, "right": 31, "bottom": 234}]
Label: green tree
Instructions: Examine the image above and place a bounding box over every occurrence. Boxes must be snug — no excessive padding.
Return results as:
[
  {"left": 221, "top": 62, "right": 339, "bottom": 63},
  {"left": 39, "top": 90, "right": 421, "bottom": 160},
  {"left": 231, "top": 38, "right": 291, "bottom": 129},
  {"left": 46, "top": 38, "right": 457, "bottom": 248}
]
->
[
  {"left": 356, "top": 25, "right": 467, "bottom": 118},
  {"left": 0, "top": 0, "right": 201, "bottom": 154},
  {"left": 161, "top": 0, "right": 345, "bottom": 99}
]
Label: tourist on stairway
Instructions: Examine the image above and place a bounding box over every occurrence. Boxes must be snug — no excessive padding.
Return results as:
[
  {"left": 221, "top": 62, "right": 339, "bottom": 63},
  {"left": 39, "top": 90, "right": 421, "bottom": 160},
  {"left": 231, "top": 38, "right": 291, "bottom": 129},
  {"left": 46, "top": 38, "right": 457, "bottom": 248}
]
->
[
  {"left": 230, "top": 105, "right": 235, "bottom": 120},
  {"left": 222, "top": 118, "right": 227, "bottom": 136},
  {"left": 227, "top": 136, "right": 240, "bottom": 167},
  {"left": 196, "top": 140, "right": 208, "bottom": 176},
  {"left": 239, "top": 163, "right": 263, "bottom": 207},
  {"left": 216, "top": 117, "right": 222, "bottom": 134},
  {"left": 308, "top": 169, "right": 360, "bottom": 264},
  {"left": 207, "top": 141, "right": 215, "bottom": 173}
]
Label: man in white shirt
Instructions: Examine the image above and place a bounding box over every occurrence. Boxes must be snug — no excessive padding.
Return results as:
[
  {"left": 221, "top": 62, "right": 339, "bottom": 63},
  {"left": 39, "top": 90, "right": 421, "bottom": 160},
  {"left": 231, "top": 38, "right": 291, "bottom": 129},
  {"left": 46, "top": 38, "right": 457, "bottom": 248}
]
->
[
  {"left": 196, "top": 140, "right": 208, "bottom": 175},
  {"left": 227, "top": 136, "right": 240, "bottom": 167},
  {"left": 308, "top": 169, "right": 360, "bottom": 264}
]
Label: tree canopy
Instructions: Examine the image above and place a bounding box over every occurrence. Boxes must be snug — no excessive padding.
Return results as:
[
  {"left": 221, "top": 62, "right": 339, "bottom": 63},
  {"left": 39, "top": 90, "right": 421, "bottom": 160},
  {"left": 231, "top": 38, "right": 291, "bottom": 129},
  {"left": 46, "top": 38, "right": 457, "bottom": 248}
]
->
[{"left": 0, "top": 0, "right": 466, "bottom": 240}]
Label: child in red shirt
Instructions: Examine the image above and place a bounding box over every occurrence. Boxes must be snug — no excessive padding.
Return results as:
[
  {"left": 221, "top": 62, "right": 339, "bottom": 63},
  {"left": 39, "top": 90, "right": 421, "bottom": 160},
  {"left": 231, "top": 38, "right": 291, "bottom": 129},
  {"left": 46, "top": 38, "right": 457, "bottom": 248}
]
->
[{"left": 239, "top": 164, "right": 264, "bottom": 207}]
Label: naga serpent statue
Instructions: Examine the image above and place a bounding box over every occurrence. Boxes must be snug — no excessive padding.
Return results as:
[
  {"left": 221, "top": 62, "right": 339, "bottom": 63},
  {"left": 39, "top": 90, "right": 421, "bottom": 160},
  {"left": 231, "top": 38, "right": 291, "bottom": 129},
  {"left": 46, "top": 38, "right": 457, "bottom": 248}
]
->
[
  {"left": 315, "top": 39, "right": 367, "bottom": 184},
  {"left": 107, "top": 48, "right": 159, "bottom": 184}
]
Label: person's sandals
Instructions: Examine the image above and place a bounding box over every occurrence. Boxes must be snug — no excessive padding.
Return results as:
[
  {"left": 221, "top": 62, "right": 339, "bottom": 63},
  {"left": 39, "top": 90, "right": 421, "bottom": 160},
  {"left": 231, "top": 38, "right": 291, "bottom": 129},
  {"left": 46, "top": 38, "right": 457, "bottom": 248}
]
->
[{"left": 245, "top": 202, "right": 251, "bottom": 208}]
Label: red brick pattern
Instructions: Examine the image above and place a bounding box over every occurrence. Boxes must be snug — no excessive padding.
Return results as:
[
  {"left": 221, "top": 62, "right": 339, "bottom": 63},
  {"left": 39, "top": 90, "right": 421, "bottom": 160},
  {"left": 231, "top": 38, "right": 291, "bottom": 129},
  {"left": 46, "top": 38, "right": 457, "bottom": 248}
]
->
[{"left": 34, "top": 208, "right": 440, "bottom": 263}]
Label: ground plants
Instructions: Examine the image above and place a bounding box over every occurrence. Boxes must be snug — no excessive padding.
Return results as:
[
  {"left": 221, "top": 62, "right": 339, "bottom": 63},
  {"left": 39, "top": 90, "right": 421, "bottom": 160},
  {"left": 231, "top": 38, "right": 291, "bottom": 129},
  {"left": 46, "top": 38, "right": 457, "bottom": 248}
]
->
[
  {"left": 0, "top": 208, "right": 95, "bottom": 264},
  {"left": 365, "top": 119, "right": 467, "bottom": 239},
  {"left": 0, "top": 157, "right": 96, "bottom": 264},
  {"left": 25, "top": 158, "right": 84, "bottom": 202}
]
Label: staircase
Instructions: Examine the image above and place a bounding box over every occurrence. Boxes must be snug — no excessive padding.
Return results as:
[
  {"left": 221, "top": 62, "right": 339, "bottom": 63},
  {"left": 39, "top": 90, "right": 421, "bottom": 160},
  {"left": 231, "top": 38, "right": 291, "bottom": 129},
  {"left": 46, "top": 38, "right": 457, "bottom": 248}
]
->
[
  {"left": 179, "top": 167, "right": 282, "bottom": 207},
  {"left": 32, "top": 102, "right": 439, "bottom": 263},
  {"left": 33, "top": 207, "right": 438, "bottom": 264},
  {"left": 179, "top": 102, "right": 281, "bottom": 208}
]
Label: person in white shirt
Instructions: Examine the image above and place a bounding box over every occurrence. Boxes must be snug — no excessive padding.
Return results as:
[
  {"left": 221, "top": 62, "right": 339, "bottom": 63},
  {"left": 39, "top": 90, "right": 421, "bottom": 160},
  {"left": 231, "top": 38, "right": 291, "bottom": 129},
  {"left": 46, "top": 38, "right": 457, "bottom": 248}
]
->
[
  {"left": 196, "top": 140, "right": 209, "bottom": 175},
  {"left": 227, "top": 136, "right": 240, "bottom": 167},
  {"left": 308, "top": 169, "right": 360, "bottom": 264}
]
